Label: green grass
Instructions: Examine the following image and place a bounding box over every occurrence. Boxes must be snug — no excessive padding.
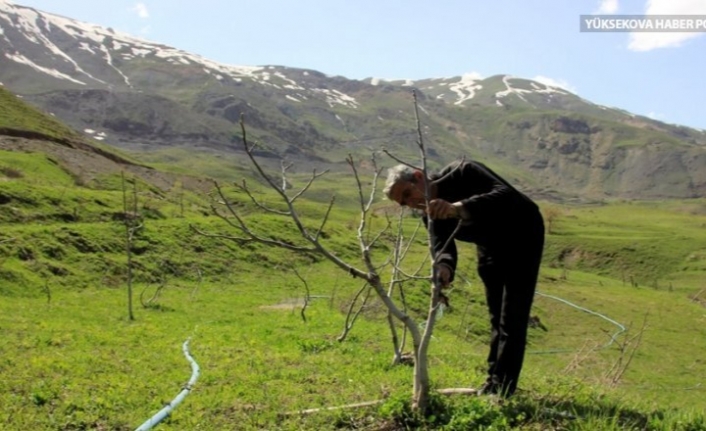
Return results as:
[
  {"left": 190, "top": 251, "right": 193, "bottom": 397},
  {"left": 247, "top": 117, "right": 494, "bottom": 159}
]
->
[
  {"left": 1, "top": 139, "right": 706, "bottom": 429},
  {"left": 544, "top": 200, "right": 706, "bottom": 290},
  {"left": 2, "top": 265, "right": 706, "bottom": 430},
  {"left": 4, "top": 59, "right": 706, "bottom": 428}
]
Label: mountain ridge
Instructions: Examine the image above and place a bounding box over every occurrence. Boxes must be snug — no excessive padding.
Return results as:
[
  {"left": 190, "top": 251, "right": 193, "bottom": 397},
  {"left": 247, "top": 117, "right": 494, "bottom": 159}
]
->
[{"left": 1, "top": 0, "right": 705, "bottom": 200}]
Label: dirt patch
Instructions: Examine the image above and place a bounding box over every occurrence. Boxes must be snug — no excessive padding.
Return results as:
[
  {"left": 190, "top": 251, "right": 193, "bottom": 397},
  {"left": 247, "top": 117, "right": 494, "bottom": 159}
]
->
[{"left": 259, "top": 298, "right": 306, "bottom": 310}]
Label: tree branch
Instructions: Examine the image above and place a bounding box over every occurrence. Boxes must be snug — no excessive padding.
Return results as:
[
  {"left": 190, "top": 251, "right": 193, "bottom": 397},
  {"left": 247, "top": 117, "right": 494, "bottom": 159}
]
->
[
  {"left": 381, "top": 148, "right": 422, "bottom": 171},
  {"left": 314, "top": 196, "right": 336, "bottom": 241},
  {"left": 233, "top": 179, "right": 290, "bottom": 216}
]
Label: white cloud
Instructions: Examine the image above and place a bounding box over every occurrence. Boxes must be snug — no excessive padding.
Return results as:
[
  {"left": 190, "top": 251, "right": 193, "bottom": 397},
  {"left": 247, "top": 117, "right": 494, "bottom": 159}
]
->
[
  {"left": 460, "top": 71, "right": 484, "bottom": 81},
  {"left": 628, "top": 0, "right": 706, "bottom": 51},
  {"left": 596, "top": 0, "right": 619, "bottom": 14},
  {"left": 533, "top": 75, "right": 577, "bottom": 93},
  {"left": 130, "top": 3, "right": 150, "bottom": 19}
]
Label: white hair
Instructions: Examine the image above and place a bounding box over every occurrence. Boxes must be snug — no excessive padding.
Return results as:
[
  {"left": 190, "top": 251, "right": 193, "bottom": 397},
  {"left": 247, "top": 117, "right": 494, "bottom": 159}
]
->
[{"left": 383, "top": 164, "right": 418, "bottom": 199}]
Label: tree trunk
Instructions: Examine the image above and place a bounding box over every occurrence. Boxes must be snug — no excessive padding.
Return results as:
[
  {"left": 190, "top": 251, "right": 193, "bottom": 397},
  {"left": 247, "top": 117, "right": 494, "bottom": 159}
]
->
[{"left": 412, "top": 346, "right": 430, "bottom": 410}]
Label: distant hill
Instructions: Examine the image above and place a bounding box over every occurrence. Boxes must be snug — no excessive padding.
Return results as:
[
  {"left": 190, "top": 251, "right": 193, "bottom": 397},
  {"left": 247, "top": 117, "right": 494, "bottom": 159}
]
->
[
  {"left": 0, "top": 85, "right": 211, "bottom": 196},
  {"left": 1, "top": 1, "right": 705, "bottom": 199}
]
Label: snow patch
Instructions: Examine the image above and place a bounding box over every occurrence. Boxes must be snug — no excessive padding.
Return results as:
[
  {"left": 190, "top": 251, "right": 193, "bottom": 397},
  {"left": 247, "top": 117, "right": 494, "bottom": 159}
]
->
[
  {"left": 131, "top": 48, "right": 151, "bottom": 57},
  {"left": 370, "top": 77, "right": 381, "bottom": 86},
  {"left": 449, "top": 72, "right": 483, "bottom": 105},
  {"left": 78, "top": 42, "right": 95, "bottom": 53},
  {"left": 495, "top": 75, "right": 531, "bottom": 102},
  {"left": 285, "top": 95, "right": 301, "bottom": 102},
  {"left": 5, "top": 53, "right": 86, "bottom": 85},
  {"left": 532, "top": 76, "right": 573, "bottom": 94},
  {"left": 274, "top": 72, "right": 302, "bottom": 89},
  {"left": 311, "top": 88, "right": 359, "bottom": 109},
  {"left": 0, "top": 5, "right": 107, "bottom": 85},
  {"left": 85, "top": 129, "right": 108, "bottom": 140},
  {"left": 494, "top": 75, "right": 570, "bottom": 105}
]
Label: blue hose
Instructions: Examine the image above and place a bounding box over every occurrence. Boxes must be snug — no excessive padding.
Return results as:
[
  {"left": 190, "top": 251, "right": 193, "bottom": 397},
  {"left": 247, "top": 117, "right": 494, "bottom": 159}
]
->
[{"left": 135, "top": 338, "right": 200, "bottom": 431}]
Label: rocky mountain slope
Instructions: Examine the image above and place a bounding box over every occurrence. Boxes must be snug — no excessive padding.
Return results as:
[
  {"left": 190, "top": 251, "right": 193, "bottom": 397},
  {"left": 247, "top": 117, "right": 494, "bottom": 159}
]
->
[{"left": 1, "top": 1, "right": 705, "bottom": 199}]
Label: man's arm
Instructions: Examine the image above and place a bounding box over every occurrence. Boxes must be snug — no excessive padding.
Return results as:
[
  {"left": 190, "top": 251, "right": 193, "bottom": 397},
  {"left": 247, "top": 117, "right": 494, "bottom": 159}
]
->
[{"left": 428, "top": 218, "right": 458, "bottom": 285}]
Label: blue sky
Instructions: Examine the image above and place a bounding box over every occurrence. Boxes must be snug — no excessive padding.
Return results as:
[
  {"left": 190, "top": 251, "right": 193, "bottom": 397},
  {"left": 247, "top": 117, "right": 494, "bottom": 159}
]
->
[{"left": 11, "top": 0, "right": 706, "bottom": 130}]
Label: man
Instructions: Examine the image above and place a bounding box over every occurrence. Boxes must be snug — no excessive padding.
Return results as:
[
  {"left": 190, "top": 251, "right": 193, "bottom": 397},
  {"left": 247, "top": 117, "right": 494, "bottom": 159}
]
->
[{"left": 383, "top": 159, "right": 544, "bottom": 397}]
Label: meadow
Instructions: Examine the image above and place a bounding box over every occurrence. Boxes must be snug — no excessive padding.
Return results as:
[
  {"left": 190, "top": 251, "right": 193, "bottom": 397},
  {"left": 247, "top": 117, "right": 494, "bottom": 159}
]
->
[{"left": 1, "top": 148, "right": 706, "bottom": 430}]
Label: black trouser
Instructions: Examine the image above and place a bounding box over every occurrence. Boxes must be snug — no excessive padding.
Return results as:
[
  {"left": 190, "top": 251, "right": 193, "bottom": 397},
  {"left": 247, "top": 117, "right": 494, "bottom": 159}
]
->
[{"left": 477, "top": 219, "right": 544, "bottom": 396}]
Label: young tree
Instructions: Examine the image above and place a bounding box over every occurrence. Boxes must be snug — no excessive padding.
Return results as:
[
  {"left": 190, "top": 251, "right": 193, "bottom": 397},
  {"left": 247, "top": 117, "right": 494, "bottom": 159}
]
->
[
  {"left": 121, "top": 172, "right": 143, "bottom": 321},
  {"left": 193, "top": 93, "right": 467, "bottom": 412}
]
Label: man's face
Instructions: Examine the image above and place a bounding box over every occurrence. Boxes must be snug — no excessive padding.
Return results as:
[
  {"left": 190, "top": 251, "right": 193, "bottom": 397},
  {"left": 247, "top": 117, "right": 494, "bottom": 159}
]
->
[{"left": 389, "top": 179, "right": 426, "bottom": 210}]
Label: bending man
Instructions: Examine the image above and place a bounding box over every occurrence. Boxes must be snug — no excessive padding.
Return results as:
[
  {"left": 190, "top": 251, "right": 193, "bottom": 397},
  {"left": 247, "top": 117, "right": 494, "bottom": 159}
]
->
[{"left": 384, "top": 159, "right": 545, "bottom": 397}]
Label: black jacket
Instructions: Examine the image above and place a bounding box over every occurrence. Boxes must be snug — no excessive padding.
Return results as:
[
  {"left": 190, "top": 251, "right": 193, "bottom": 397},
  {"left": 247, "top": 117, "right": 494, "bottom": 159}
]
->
[{"left": 425, "top": 160, "right": 543, "bottom": 278}]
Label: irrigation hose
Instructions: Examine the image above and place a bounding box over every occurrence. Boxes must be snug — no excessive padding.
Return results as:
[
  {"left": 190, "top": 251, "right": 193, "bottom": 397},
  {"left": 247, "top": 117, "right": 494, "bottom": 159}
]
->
[
  {"left": 456, "top": 274, "right": 627, "bottom": 355},
  {"left": 135, "top": 338, "right": 200, "bottom": 431},
  {"left": 528, "top": 291, "right": 627, "bottom": 354}
]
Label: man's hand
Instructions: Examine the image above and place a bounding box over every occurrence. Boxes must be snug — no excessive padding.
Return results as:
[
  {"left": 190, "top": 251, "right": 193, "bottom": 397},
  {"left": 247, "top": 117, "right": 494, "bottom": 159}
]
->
[
  {"left": 436, "top": 264, "right": 452, "bottom": 288},
  {"left": 427, "top": 199, "right": 459, "bottom": 219}
]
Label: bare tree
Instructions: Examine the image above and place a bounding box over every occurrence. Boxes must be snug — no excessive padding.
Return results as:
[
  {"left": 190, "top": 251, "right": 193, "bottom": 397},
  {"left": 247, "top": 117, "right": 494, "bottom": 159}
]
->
[
  {"left": 290, "top": 266, "right": 312, "bottom": 323},
  {"left": 193, "top": 92, "right": 466, "bottom": 412},
  {"left": 337, "top": 281, "right": 373, "bottom": 342},
  {"left": 121, "top": 172, "right": 143, "bottom": 321},
  {"left": 140, "top": 273, "right": 167, "bottom": 308},
  {"left": 42, "top": 280, "right": 51, "bottom": 306},
  {"left": 604, "top": 314, "right": 648, "bottom": 387},
  {"left": 542, "top": 205, "right": 562, "bottom": 235}
]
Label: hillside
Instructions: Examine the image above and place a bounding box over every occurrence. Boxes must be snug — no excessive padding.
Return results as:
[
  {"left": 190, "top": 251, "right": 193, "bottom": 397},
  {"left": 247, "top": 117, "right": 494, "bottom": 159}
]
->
[
  {"left": 1, "top": 1, "right": 706, "bottom": 199},
  {"left": 2, "top": 78, "right": 706, "bottom": 429}
]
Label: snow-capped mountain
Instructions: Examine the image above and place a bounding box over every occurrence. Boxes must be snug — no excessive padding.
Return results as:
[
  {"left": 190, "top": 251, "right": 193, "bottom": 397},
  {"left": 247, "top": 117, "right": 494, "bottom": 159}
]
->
[{"left": 1, "top": 0, "right": 705, "bottom": 199}]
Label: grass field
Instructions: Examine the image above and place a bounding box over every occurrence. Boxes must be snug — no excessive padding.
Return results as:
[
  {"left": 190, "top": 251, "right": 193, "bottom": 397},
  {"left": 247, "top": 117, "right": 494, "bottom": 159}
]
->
[{"left": 1, "top": 145, "right": 706, "bottom": 430}]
